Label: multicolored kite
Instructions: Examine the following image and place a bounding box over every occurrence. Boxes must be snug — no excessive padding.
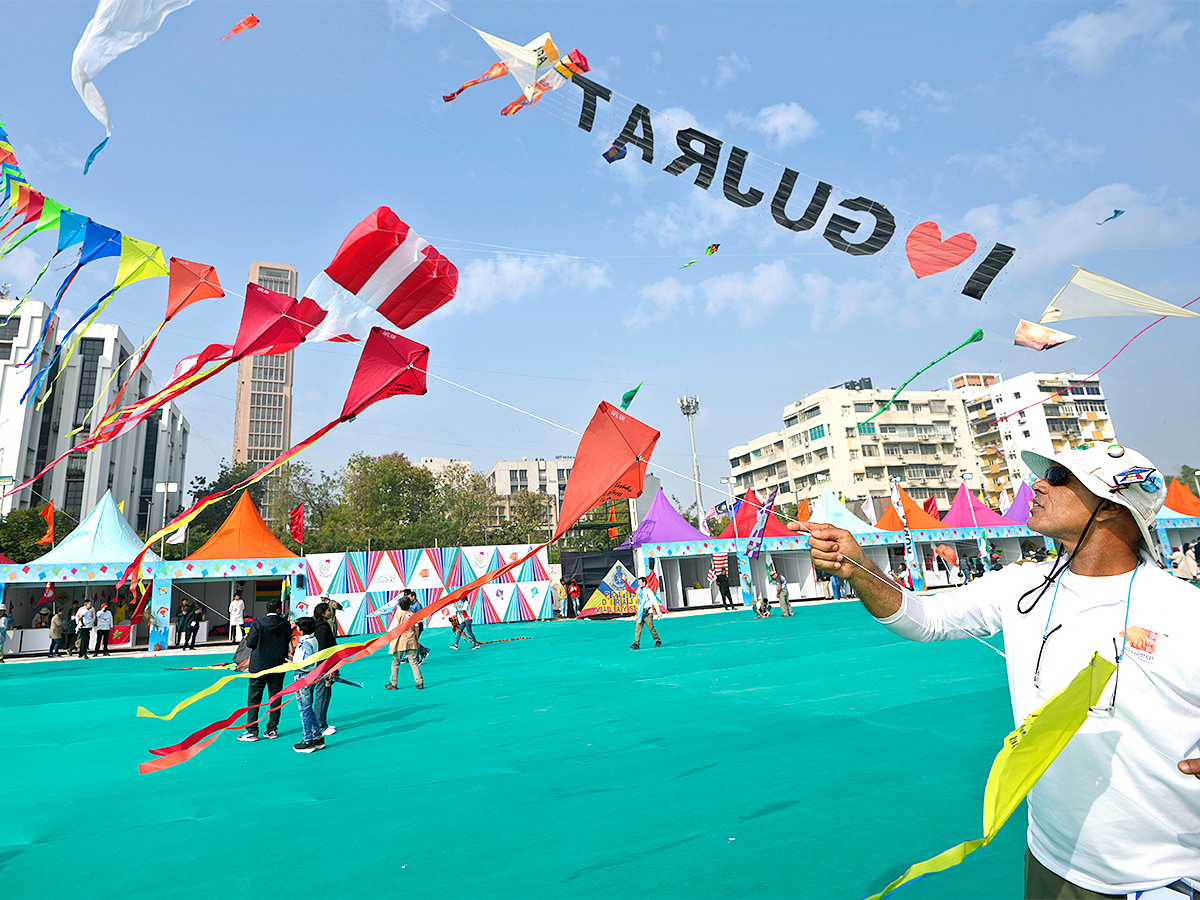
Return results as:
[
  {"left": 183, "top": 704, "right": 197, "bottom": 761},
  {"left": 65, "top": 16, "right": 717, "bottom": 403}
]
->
[
  {"left": 679, "top": 243, "right": 720, "bottom": 269},
  {"left": 1013, "top": 319, "right": 1075, "bottom": 351},
  {"left": 444, "top": 29, "right": 589, "bottom": 116}
]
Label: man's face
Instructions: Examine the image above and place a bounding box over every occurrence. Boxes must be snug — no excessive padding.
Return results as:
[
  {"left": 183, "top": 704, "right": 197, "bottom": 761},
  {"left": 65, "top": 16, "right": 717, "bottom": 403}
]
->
[{"left": 1028, "top": 469, "right": 1103, "bottom": 546}]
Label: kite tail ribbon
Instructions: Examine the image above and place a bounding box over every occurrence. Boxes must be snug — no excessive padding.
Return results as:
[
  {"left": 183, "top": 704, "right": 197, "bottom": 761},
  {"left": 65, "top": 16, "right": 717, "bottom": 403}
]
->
[
  {"left": 81, "top": 320, "right": 167, "bottom": 433},
  {"left": 19, "top": 261, "right": 85, "bottom": 373},
  {"left": 83, "top": 137, "right": 109, "bottom": 176},
  {"left": 864, "top": 654, "right": 1114, "bottom": 899},
  {"left": 861, "top": 328, "right": 984, "bottom": 425},
  {"left": 137, "top": 543, "right": 548, "bottom": 773},
  {"left": 501, "top": 82, "right": 549, "bottom": 116},
  {"left": 24, "top": 286, "right": 120, "bottom": 406},
  {"left": 443, "top": 61, "right": 509, "bottom": 102}
]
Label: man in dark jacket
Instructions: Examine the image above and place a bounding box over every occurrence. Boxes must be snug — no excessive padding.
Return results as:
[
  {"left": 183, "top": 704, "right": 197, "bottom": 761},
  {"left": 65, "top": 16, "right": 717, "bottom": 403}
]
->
[{"left": 237, "top": 600, "right": 292, "bottom": 742}]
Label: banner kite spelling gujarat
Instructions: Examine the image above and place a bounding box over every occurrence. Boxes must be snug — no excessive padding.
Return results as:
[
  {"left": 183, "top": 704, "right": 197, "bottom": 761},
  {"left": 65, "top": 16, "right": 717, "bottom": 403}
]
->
[
  {"left": 864, "top": 653, "right": 1115, "bottom": 900},
  {"left": 136, "top": 401, "right": 661, "bottom": 773}
]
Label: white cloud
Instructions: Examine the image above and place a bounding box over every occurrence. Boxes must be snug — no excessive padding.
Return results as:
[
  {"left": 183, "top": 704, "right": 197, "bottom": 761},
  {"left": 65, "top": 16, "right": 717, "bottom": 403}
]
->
[
  {"left": 960, "top": 183, "right": 1200, "bottom": 260},
  {"left": 854, "top": 108, "right": 901, "bottom": 139},
  {"left": 1040, "top": 1, "right": 1192, "bottom": 76},
  {"left": 702, "top": 260, "right": 798, "bottom": 327},
  {"left": 0, "top": 248, "right": 41, "bottom": 294},
  {"left": 901, "top": 80, "right": 954, "bottom": 113},
  {"left": 655, "top": 24, "right": 669, "bottom": 42},
  {"left": 387, "top": 0, "right": 442, "bottom": 32},
  {"left": 18, "top": 141, "right": 83, "bottom": 175},
  {"left": 625, "top": 277, "right": 695, "bottom": 328},
  {"left": 446, "top": 255, "right": 609, "bottom": 317},
  {"left": 946, "top": 128, "right": 1103, "bottom": 186},
  {"left": 728, "top": 102, "right": 820, "bottom": 148},
  {"left": 796, "top": 271, "right": 908, "bottom": 331},
  {"left": 714, "top": 52, "right": 750, "bottom": 87}
]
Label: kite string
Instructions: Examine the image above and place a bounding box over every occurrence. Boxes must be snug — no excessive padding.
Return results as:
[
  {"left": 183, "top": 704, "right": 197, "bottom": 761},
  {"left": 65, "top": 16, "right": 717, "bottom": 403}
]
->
[
  {"left": 994, "top": 297, "right": 1199, "bottom": 424},
  {"left": 424, "top": 369, "right": 1005, "bottom": 657}
]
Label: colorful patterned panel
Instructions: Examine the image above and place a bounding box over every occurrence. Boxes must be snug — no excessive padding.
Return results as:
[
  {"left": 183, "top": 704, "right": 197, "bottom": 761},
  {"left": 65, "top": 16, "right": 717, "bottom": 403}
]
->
[{"left": 343, "top": 552, "right": 369, "bottom": 593}]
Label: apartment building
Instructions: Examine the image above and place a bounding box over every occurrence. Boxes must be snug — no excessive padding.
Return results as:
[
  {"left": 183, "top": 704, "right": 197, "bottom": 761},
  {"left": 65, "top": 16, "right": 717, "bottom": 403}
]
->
[
  {"left": 0, "top": 301, "right": 188, "bottom": 532},
  {"left": 950, "top": 371, "right": 1116, "bottom": 509},
  {"left": 730, "top": 378, "right": 983, "bottom": 513}
]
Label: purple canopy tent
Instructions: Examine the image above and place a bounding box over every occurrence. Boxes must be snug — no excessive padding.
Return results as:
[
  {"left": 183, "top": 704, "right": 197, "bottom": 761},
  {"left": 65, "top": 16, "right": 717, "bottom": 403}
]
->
[{"left": 617, "top": 489, "right": 709, "bottom": 549}]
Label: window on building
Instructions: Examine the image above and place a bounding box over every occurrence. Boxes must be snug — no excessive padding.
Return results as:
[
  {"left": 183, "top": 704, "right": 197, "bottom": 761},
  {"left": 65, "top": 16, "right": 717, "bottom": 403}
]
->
[
  {"left": 893, "top": 400, "right": 909, "bottom": 411},
  {"left": 1022, "top": 430, "right": 1031, "bottom": 437},
  {"left": 885, "top": 445, "right": 901, "bottom": 456},
  {"left": 841, "top": 405, "right": 851, "bottom": 415},
  {"left": 853, "top": 472, "right": 865, "bottom": 482},
  {"left": 1013, "top": 391, "right": 1020, "bottom": 399},
  {"left": 849, "top": 449, "right": 859, "bottom": 460},
  {"left": 865, "top": 467, "right": 884, "bottom": 480},
  {"left": 1085, "top": 386, "right": 1101, "bottom": 395},
  {"left": 808, "top": 424, "right": 825, "bottom": 440},
  {"left": 862, "top": 444, "right": 879, "bottom": 457},
  {"left": 784, "top": 415, "right": 799, "bottom": 428},
  {"left": 854, "top": 402, "right": 872, "bottom": 414},
  {"left": 803, "top": 405, "right": 821, "bottom": 420},
  {"left": 857, "top": 422, "right": 875, "bottom": 435},
  {"left": 0, "top": 316, "right": 21, "bottom": 361},
  {"left": 73, "top": 338, "right": 105, "bottom": 427}
]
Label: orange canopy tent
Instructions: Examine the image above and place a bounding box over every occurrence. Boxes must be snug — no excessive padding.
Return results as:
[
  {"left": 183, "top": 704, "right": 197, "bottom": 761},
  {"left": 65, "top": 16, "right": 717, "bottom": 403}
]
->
[
  {"left": 717, "top": 489, "right": 794, "bottom": 539},
  {"left": 184, "top": 491, "right": 297, "bottom": 560},
  {"left": 796, "top": 498, "right": 810, "bottom": 522},
  {"left": 875, "top": 485, "right": 948, "bottom": 530},
  {"left": 1165, "top": 478, "right": 1200, "bottom": 517}
]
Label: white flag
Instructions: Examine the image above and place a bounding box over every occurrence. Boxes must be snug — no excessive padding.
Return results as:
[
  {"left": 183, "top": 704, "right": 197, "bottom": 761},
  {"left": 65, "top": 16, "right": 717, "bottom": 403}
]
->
[{"left": 165, "top": 524, "right": 187, "bottom": 545}]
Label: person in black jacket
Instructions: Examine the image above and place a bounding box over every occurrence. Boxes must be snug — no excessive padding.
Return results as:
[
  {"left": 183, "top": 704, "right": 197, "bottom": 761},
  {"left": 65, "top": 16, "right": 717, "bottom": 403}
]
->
[
  {"left": 311, "top": 601, "right": 337, "bottom": 738},
  {"left": 237, "top": 600, "right": 293, "bottom": 742},
  {"left": 182, "top": 601, "right": 204, "bottom": 650}
]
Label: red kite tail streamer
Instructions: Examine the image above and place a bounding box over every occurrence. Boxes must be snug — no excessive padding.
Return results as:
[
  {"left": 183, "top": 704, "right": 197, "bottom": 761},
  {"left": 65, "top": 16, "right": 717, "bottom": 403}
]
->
[
  {"left": 994, "top": 296, "right": 1198, "bottom": 425},
  {"left": 444, "top": 61, "right": 509, "bottom": 102}
]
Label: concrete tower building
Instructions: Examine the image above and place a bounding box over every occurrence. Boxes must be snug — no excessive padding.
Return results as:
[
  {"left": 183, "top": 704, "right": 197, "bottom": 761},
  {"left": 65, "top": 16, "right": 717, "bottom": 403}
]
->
[{"left": 232, "top": 262, "right": 298, "bottom": 525}]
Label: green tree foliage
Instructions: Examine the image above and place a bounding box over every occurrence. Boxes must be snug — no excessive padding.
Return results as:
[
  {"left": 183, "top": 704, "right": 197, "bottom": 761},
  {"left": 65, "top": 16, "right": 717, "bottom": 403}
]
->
[
  {"left": 493, "top": 489, "right": 555, "bottom": 545},
  {"left": 181, "top": 460, "right": 268, "bottom": 552},
  {"left": 0, "top": 506, "right": 77, "bottom": 563},
  {"left": 267, "top": 462, "right": 343, "bottom": 554}
]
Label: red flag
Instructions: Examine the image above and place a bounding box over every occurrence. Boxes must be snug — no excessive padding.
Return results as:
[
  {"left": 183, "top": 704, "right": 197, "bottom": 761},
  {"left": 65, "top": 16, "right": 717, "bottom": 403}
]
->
[
  {"left": 646, "top": 569, "right": 659, "bottom": 592},
  {"left": 35, "top": 501, "right": 54, "bottom": 544},
  {"left": 288, "top": 503, "right": 304, "bottom": 543},
  {"left": 554, "top": 402, "right": 659, "bottom": 541},
  {"left": 607, "top": 502, "right": 617, "bottom": 539},
  {"left": 922, "top": 496, "right": 941, "bottom": 520}
]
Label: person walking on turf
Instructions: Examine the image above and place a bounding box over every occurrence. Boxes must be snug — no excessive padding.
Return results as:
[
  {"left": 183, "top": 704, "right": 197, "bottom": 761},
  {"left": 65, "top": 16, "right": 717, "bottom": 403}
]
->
[
  {"left": 292, "top": 616, "right": 325, "bottom": 753},
  {"left": 49, "top": 607, "right": 67, "bottom": 657},
  {"left": 74, "top": 599, "right": 95, "bottom": 659},
  {"left": 449, "top": 598, "right": 482, "bottom": 649},
  {"left": 630, "top": 576, "right": 662, "bottom": 649},
  {"left": 385, "top": 597, "right": 424, "bottom": 690},
  {"left": 312, "top": 601, "right": 337, "bottom": 737},
  {"left": 238, "top": 599, "right": 292, "bottom": 742}
]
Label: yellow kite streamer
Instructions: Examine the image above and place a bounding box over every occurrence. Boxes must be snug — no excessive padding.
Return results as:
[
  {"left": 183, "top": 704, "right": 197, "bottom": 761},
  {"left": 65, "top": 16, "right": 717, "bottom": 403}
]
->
[{"left": 865, "top": 653, "right": 1115, "bottom": 900}]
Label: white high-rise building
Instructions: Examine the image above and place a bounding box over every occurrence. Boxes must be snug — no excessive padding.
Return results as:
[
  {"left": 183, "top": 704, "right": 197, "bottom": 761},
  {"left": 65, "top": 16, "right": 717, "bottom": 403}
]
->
[
  {"left": 949, "top": 372, "right": 1116, "bottom": 509},
  {"left": 0, "top": 300, "right": 189, "bottom": 533}
]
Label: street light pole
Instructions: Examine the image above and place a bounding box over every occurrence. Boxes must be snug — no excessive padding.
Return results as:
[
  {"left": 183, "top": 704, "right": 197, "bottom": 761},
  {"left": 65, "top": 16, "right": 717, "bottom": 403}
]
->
[
  {"left": 154, "top": 481, "right": 179, "bottom": 555},
  {"left": 678, "top": 395, "right": 703, "bottom": 520}
]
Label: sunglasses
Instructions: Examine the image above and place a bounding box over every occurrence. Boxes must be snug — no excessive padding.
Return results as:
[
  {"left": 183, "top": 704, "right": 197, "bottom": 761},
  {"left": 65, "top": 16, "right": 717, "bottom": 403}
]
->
[{"left": 1043, "top": 465, "right": 1071, "bottom": 487}]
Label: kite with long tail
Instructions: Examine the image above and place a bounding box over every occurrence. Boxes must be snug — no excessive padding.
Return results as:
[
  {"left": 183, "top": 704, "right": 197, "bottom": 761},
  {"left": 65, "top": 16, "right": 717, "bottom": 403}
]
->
[
  {"left": 860, "top": 328, "right": 984, "bottom": 425},
  {"left": 135, "top": 401, "right": 660, "bottom": 773}
]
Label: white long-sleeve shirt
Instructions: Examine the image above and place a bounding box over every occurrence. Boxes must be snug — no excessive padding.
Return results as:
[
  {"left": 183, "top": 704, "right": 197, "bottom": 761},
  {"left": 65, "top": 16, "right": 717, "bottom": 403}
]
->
[
  {"left": 95, "top": 609, "right": 113, "bottom": 630},
  {"left": 879, "top": 560, "right": 1200, "bottom": 893},
  {"left": 75, "top": 607, "right": 95, "bottom": 629}
]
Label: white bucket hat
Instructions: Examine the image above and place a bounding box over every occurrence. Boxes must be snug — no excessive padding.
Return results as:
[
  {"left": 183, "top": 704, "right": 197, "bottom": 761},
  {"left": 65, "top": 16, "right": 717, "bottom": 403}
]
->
[{"left": 1021, "top": 441, "right": 1166, "bottom": 563}]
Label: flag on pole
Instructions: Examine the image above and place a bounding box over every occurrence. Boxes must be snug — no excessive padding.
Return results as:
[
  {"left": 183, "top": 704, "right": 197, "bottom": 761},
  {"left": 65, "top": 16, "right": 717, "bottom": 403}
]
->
[
  {"left": 860, "top": 496, "right": 878, "bottom": 525},
  {"left": 35, "top": 501, "right": 54, "bottom": 544},
  {"left": 706, "top": 564, "right": 716, "bottom": 583},
  {"left": 289, "top": 502, "right": 304, "bottom": 543},
  {"left": 645, "top": 568, "right": 659, "bottom": 592},
  {"left": 165, "top": 524, "right": 187, "bottom": 545},
  {"left": 620, "top": 382, "right": 642, "bottom": 411}
]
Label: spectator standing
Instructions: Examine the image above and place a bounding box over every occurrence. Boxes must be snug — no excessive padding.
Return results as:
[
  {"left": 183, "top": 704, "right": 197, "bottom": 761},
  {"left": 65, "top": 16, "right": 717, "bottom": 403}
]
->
[
  {"left": 182, "top": 601, "right": 203, "bottom": 650},
  {"left": 566, "top": 579, "right": 581, "bottom": 617},
  {"left": 237, "top": 599, "right": 292, "bottom": 742},
  {"left": 94, "top": 602, "right": 114, "bottom": 655},
  {"left": 291, "top": 617, "right": 325, "bottom": 753},
  {"left": 49, "top": 608, "right": 67, "bottom": 657},
  {"left": 74, "top": 599, "right": 95, "bottom": 659},
  {"left": 0, "top": 605, "right": 10, "bottom": 662},
  {"left": 311, "top": 601, "right": 337, "bottom": 738},
  {"left": 774, "top": 571, "right": 793, "bottom": 616},
  {"left": 175, "top": 599, "right": 191, "bottom": 649},
  {"left": 630, "top": 576, "right": 662, "bottom": 649},
  {"left": 553, "top": 580, "right": 567, "bottom": 617},
  {"left": 385, "top": 597, "right": 424, "bottom": 690},
  {"left": 64, "top": 602, "right": 78, "bottom": 655},
  {"left": 713, "top": 556, "right": 734, "bottom": 609},
  {"left": 228, "top": 591, "right": 245, "bottom": 643}
]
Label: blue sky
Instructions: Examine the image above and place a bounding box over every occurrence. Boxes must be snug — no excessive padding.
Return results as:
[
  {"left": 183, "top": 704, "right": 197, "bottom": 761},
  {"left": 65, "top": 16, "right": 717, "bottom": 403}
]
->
[{"left": 2, "top": 0, "right": 1197, "bottom": 510}]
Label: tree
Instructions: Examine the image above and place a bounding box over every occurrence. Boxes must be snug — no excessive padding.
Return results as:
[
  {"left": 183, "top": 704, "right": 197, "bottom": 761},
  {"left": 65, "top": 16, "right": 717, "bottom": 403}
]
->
[
  {"left": 494, "top": 489, "right": 555, "bottom": 545},
  {"left": 435, "top": 464, "right": 496, "bottom": 548},
  {"left": 267, "top": 462, "right": 343, "bottom": 553},
  {"left": 183, "top": 460, "right": 268, "bottom": 552},
  {"left": 671, "top": 494, "right": 699, "bottom": 528},
  {"left": 0, "top": 506, "right": 77, "bottom": 563},
  {"left": 1178, "top": 465, "right": 1199, "bottom": 492},
  {"left": 315, "top": 452, "right": 438, "bottom": 551}
]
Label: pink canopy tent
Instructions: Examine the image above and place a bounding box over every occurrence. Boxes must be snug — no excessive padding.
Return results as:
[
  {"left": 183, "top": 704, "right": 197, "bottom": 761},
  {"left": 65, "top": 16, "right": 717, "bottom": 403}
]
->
[{"left": 942, "top": 483, "right": 1024, "bottom": 528}]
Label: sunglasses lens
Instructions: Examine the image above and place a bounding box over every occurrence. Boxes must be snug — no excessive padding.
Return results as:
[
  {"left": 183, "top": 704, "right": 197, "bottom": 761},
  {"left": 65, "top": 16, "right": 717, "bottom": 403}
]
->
[{"left": 1046, "top": 466, "right": 1070, "bottom": 486}]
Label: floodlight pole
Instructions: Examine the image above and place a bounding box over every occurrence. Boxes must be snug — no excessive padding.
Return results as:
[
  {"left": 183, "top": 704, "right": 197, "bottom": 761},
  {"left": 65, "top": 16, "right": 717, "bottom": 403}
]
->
[{"left": 678, "top": 395, "right": 703, "bottom": 520}]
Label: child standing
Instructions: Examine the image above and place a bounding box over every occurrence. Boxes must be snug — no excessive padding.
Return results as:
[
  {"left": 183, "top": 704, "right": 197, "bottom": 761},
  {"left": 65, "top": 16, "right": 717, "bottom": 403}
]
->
[{"left": 292, "top": 617, "right": 325, "bottom": 753}]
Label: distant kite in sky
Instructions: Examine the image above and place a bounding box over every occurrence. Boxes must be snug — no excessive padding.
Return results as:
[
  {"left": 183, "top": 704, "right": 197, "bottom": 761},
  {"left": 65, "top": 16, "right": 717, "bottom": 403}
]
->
[
  {"left": 219, "top": 14, "right": 258, "bottom": 41},
  {"left": 679, "top": 243, "right": 720, "bottom": 269},
  {"left": 603, "top": 144, "right": 627, "bottom": 163},
  {"left": 1013, "top": 319, "right": 1075, "bottom": 351},
  {"left": 1096, "top": 209, "right": 1124, "bottom": 226},
  {"left": 861, "top": 328, "right": 984, "bottom": 424},
  {"left": 72, "top": 0, "right": 197, "bottom": 173},
  {"left": 444, "top": 28, "right": 589, "bottom": 116}
]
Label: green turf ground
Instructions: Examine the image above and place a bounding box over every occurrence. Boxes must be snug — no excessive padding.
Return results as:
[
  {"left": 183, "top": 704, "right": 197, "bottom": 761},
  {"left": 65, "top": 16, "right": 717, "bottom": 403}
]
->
[{"left": 0, "top": 605, "right": 1023, "bottom": 900}]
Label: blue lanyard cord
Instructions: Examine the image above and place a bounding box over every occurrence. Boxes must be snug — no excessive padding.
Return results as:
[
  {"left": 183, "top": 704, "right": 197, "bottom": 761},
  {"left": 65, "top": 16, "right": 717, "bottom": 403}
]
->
[{"left": 1042, "top": 563, "right": 1139, "bottom": 662}]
